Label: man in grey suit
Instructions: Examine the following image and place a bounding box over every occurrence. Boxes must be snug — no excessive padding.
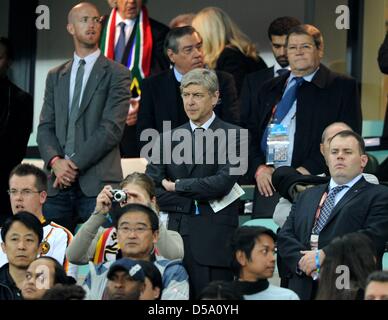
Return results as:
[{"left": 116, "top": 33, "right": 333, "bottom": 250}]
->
[{"left": 37, "top": 2, "right": 131, "bottom": 233}]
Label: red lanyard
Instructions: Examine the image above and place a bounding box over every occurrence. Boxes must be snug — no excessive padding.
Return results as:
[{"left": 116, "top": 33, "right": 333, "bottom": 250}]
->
[{"left": 313, "top": 191, "right": 328, "bottom": 226}]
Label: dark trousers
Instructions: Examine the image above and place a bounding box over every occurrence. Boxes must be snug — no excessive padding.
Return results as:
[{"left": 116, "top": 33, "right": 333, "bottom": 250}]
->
[
  {"left": 252, "top": 188, "right": 280, "bottom": 218},
  {"left": 182, "top": 235, "right": 234, "bottom": 299},
  {"left": 43, "top": 181, "right": 96, "bottom": 233}
]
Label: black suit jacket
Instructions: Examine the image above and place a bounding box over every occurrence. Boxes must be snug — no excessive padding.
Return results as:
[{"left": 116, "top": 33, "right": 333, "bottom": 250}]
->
[
  {"left": 247, "top": 64, "right": 362, "bottom": 176},
  {"left": 240, "top": 66, "right": 274, "bottom": 128},
  {"left": 278, "top": 177, "right": 388, "bottom": 300},
  {"left": 216, "top": 47, "right": 267, "bottom": 96},
  {"left": 145, "top": 117, "right": 246, "bottom": 267},
  {"left": 0, "top": 78, "right": 33, "bottom": 223},
  {"left": 137, "top": 69, "right": 240, "bottom": 150}
]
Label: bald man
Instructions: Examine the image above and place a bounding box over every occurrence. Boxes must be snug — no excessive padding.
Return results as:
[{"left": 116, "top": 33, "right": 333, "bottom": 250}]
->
[{"left": 37, "top": 2, "right": 131, "bottom": 233}]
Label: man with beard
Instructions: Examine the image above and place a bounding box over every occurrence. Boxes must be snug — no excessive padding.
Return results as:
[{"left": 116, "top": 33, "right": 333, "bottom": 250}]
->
[{"left": 37, "top": 2, "right": 131, "bottom": 233}]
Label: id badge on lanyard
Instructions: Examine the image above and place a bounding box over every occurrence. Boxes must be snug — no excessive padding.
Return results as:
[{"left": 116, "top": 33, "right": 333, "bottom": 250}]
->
[
  {"left": 266, "top": 123, "right": 290, "bottom": 166},
  {"left": 310, "top": 234, "right": 319, "bottom": 250}
]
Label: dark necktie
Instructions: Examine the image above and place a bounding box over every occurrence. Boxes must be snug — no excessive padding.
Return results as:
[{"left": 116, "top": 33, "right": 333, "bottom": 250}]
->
[
  {"left": 313, "top": 185, "right": 348, "bottom": 234},
  {"left": 65, "top": 59, "right": 85, "bottom": 157},
  {"left": 277, "top": 68, "right": 289, "bottom": 76},
  {"left": 115, "top": 22, "right": 126, "bottom": 63},
  {"left": 260, "top": 77, "right": 304, "bottom": 153},
  {"left": 193, "top": 127, "right": 205, "bottom": 165}
]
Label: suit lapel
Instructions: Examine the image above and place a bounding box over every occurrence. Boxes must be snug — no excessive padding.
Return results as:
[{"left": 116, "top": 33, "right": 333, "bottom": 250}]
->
[
  {"left": 323, "top": 177, "right": 368, "bottom": 229},
  {"left": 59, "top": 60, "right": 72, "bottom": 131},
  {"left": 306, "top": 184, "right": 328, "bottom": 233},
  {"left": 167, "top": 70, "right": 181, "bottom": 126},
  {"left": 76, "top": 55, "right": 107, "bottom": 120}
]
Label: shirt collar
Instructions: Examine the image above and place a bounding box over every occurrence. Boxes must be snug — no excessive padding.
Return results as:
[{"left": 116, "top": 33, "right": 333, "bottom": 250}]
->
[
  {"left": 289, "top": 67, "right": 319, "bottom": 83},
  {"left": 330, "top": 174, "right": 363, "bottom": 190},
  {"left": 273, "top": 61, "right": 290, "bottom": 74},
  {"left": 173, "top": 67, "right": 183, "bottom": 82},
  {"left": 115, "top": 13, "right": 136, "bottom": 28},
  {"left": 73, "top": 48, "right": 101, "bottom": 66},
  {"left": 189, "top": 112, "right": 216, "bottom": 131}
]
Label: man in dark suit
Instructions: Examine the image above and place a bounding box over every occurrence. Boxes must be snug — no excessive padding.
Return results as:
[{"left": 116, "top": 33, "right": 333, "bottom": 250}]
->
[
  {"left": 278, "top": 130, "right": 388, "bottom": 300},
  {"left": 136, "top": 26, "right": 239, "bottom": 152},
  {"left": 145, "top": 68, "right": 247, "bottom": 298},
  {"left": 37, "top": 3, "right": 131, "bottom": 233},
  {"left": 240, "top": 16, "right": 301, "bottom": 129},
  {"left": 100, "top": 0, "right": 170, "bottom": 157},
  {"left": 0, "top": 37, "right": 33, "bottom": 226},
  {"left": 247, "top": 24, "right": 362, "bottom": 218}
]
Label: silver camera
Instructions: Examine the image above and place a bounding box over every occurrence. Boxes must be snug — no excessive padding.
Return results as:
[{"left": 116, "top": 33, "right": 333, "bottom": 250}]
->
[{"left": 111, "top": 189, "right": 127, "bottom": 203}]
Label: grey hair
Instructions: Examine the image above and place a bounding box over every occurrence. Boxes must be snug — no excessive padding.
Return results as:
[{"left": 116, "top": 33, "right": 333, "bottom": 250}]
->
[{"left": 180, "top": 68, "right": 219, "bottom": 94}]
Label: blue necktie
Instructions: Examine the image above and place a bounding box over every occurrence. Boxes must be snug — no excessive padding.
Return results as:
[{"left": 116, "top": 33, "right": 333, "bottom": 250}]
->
[
  {"left": 115, "top": 22, "right": 126, "bottom": 63},
  {"left": 260, "top": 77, "right": 304, "bottom": 153},
  {"left": 313, "top": 185, "right": 348, "bottom": 234}
]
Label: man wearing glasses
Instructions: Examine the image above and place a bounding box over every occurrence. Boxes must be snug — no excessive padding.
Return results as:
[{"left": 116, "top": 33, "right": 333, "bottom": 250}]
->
[
  {"left": 247, "top": 24, "right": 362, "bottom": 213},
  {"left": 0, "top": 163, "right": 77, "bottom": 279},
  {"left": 37, "top": 2, "right": 131, "bottom": 234},
  {"left": 82, "top": 203, "right": 189, "bottom": 300}
]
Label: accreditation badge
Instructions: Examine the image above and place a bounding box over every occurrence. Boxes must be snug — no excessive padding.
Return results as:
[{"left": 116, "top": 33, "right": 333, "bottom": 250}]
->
[
  {"left": 310, "top": 234, "right": 319, "bottom": 250},
  {"left": 266, "top": 124, "right": 290, "bottom": 166},
  {"left": 40, "top": 241, "right": 51, "bottom": 255}
]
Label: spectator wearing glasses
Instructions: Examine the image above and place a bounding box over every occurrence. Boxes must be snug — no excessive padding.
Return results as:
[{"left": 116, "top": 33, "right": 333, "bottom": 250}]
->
[
  {"left": 82, "top": 203, "right": 189, "bottom": 300},
  {"left": 0, "top": 164, "right": 76, "bottom": 279},
  {"left": 246, "top": 24, "right": 362, "bottom": 220}
]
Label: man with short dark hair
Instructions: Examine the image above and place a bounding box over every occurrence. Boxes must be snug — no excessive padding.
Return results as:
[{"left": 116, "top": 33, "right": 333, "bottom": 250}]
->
[
  {"left": 0, "top": 163, "right": 76, "bottom": 278},
  {"left": 105, "top": 258, "right": 146, "bottom": 300},
  {"left": 278, "top": 131, "right": 388, "bottom": 300},
  {"left": 0, "top": 212, "right": 43, "bottom": 300},
  {"left": 240, "top": 16, "right": 301, "bottom": 128},
  {"left": 365, "top": 271, "right": 388, "bottom": 300},
  {"left": 82, "top": 203, "right": 189, "bottom": 300},
  {"left": 230, "top": 226, "right": 299, "bottom": 300},
  {"left": 136, "top": 26, "right": 239, "bottom": 151}
]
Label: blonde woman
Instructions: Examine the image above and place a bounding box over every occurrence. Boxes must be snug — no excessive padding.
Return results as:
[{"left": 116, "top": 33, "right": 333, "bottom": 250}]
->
[{"left": 192, "top": 7, "right": 267, "bottom": 94}]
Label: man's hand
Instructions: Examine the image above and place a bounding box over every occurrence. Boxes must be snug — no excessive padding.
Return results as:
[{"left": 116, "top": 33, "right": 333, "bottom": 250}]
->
[
  {"left": 162, "top": 179, "right": 176, "bottom": 192},
  {"left": 52, "top": 159, "right": 78, "bottom": 188},
  {"left": 94, "top": 185, "right": 114, "bottom": 215},
  {"left": 298, "top": 250, "right": 326, "bottom": 277},
  {"left": 126, "top": 98, "right": 139, "bottom": 126},
  {"left": 296, "top": 166, "right": 310, "bottom": 175},
  {"left": 255, "top": 165, "right": 275, "bottom": 197}
]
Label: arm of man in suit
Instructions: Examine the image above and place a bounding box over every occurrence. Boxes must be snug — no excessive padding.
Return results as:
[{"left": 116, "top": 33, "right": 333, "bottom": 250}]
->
[
  {"left": 277, "top": 198, "right": 311, "bottom": 275},
  {"left": 216, "top": 71, "right": 240, "bottom": 125},
  {"left": 137, "top": 78, "right": 156, "bottom": 151},
  {"left": 378, "top": 32, "right": 388, "bottom": 74},
  {"left": 37, "top": 71, "right": 66, "bottom": 166},
  {"left": 71, "top": 65, "right": 131, "bottom": 172},
  {"left": 357, "top": 188, "right": 388, "bottom": 258}
]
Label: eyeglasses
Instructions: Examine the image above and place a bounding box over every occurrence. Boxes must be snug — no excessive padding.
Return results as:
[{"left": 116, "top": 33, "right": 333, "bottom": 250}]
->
[
  {"left": 287, "top": 43, "right": 315, "bottom": 54},
  {"left": 117, "top": 226, "right": 152, "bottom": 234},
  {"left": 8, "top": 189, "right": 42, "bottom": 197}
]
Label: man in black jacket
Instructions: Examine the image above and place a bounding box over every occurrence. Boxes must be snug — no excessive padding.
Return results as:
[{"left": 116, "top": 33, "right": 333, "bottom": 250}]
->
[
  {"left": 0, "top": 37, "right": 33, "bottom": 226},
  {"left": 0, "top": 212, "right": 43, "bottom": 300},
  {"left": 137, "top": 26, "right": 239, "bottom": 153}
]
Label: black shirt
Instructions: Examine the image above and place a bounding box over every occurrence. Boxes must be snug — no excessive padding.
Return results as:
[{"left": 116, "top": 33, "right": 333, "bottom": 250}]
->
[{"left": 0, "top": 264, "right": 23, "bottom": 300}]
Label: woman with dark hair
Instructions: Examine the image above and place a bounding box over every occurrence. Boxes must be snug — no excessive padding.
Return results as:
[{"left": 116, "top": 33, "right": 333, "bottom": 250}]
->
[
  {"left": 315, "top": 232, "right": 377, "bottom": 300},
  {"left": 21, "top": 256, "right": 75, "bottom": 300}
]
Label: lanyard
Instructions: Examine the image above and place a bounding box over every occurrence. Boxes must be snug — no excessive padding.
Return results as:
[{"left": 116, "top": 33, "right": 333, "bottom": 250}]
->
[{"left": 313, "top": 191, "right": 328, "bottom": 229}]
